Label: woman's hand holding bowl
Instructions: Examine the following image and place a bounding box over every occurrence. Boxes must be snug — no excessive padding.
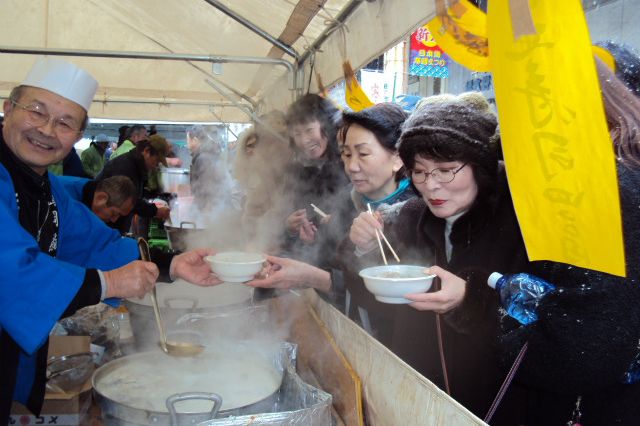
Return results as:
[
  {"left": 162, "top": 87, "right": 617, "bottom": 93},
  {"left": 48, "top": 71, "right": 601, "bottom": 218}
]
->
[{"left": 405, "top": 266, "right": 466, "bottom": 313}]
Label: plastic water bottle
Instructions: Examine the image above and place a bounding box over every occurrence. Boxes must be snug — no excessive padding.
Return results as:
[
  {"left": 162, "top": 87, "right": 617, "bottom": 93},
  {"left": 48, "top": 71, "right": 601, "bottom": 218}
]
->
[{"left": 487, "top": 272, "right": 556, "bottom": 325}]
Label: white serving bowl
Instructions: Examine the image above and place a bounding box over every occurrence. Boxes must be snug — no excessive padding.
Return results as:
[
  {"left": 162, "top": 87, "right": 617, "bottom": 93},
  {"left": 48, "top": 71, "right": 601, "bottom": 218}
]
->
[
  {"left": 358, "top": 265, "right": 435, "bottom": 304},
  {"left": 205, "top": 251, "right": 265, "bottom": 282}
]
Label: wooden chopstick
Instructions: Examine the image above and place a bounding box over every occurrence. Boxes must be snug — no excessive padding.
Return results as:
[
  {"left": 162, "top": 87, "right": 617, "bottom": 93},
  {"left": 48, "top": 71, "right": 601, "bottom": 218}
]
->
[
  {"left": 367, "top": 203, "right": 387, "bottom": 265},
  {"left": 310, "top": 203, "right": 329, "bottom": 218},
  {"left": 378, "top": 229, "right": 401, "bottom": 263},
  {"left": 366, "top": 204, "right": 401, "bottom": 263}
]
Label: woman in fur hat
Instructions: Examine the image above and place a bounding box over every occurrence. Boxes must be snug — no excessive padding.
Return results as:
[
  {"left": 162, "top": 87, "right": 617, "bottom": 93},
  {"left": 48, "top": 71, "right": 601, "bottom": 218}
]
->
[{"left": 347, "top": 99, "right": 529, "bottom": 423}]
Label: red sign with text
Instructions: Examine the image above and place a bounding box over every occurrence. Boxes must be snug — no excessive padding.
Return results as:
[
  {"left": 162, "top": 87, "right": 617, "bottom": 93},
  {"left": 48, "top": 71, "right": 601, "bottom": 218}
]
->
[{"left": 410, "top": 25, "right": 448, "bottom": 78}]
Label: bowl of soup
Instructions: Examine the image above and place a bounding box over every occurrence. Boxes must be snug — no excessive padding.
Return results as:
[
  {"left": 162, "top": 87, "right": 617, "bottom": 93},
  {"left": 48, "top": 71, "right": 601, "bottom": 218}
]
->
[
  {"left": 358, "top": 265, "right": 435, "bottom": 304},
  {"left": 205, "top": 251, "right": 266, "bottom": 282}
]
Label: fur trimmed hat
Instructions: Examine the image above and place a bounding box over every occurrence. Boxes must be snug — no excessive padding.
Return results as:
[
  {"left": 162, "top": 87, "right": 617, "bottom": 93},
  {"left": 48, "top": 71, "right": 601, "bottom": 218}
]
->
[{"left": 398, "top": 101, "right": 500, "bottom": 176}]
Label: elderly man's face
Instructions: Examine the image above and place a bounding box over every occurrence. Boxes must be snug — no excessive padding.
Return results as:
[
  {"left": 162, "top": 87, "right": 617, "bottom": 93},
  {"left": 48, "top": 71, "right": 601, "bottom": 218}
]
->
[
  {"left": 92, "top": 193, "right": 135, "bottom": 223},
  {"left": 2, "top": 87, "right": 86, "bottom": 175}
]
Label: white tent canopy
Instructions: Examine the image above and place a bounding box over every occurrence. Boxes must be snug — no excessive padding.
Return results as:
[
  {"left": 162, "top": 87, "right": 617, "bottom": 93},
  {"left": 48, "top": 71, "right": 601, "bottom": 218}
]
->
[{"left": 0, "top": 0, "right": 435, "bottom": 123}]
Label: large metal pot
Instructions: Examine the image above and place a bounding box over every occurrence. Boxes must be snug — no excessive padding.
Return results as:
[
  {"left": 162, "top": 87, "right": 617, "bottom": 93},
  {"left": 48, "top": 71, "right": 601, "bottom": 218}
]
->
[
  {"left": 163, "top": 220, "right": 205, "bottom": 252},
  {"left": 123, "top": 280, "right": 265, "bottom": 351},
  {"left": 93, "top": 344, "right": 284, "bottom": 426},
  {"left": 158, "top": 167, "right": 190, "bottom": 194}
]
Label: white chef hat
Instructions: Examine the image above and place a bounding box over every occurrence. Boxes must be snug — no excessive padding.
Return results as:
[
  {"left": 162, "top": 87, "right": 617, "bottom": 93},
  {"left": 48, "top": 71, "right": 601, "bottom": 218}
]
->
[{"left": 22, "top": 57, "right": 98, "bottom": 111}]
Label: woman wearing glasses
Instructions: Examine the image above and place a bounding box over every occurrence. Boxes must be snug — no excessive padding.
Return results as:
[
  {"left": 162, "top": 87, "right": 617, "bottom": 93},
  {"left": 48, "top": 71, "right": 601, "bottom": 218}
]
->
[{"left": 347, "top": 98, "right": 529, "bottom": 423}]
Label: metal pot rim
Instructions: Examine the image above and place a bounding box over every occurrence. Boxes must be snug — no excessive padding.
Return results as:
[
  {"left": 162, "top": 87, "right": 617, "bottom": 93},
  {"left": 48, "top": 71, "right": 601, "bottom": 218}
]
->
[{"left": 92, "top": 349, "right": 283, "bottom": 414}]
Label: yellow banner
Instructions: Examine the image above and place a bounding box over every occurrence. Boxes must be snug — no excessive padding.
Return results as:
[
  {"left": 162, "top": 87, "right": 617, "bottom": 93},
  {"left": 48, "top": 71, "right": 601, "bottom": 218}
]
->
[
  {"left": 343, "top": 61, "right": 374, "bottom": 111},
  {"left": 427, "top": 0, "right": 490, "bottom": 72},
  {"left": 488, "top": 0, "right": 625, "bottom": 276}
]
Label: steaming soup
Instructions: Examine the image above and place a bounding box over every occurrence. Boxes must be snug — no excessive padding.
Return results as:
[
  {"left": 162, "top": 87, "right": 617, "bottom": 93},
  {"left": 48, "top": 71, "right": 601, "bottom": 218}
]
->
[
  {"left": 94, "top": 350, "right": 282, "bottom": 412},
  {"left": 377, "top": 271, "right": 424, "bottom": 279}
]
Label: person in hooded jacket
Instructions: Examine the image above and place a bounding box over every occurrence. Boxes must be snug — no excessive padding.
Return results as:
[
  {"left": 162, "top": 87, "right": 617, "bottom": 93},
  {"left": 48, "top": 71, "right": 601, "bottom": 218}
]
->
[{"left": 494, "top": 57, "right": 640, "bottom": 425}]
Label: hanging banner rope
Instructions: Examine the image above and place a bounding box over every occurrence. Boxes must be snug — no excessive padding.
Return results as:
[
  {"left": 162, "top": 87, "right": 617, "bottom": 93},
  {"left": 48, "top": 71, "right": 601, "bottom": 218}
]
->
[
  {"left": 488, "top": 0, "right": 625, "bottom": 276},
  {"left": 343, "top": 60, "right": 374, "bottom": 111},
  {"left": 427, "top": 0, "right": 490, "bottom": 72}
]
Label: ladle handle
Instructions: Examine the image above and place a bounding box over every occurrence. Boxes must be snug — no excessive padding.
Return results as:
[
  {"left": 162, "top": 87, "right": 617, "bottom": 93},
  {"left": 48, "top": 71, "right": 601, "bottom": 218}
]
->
[
  {"left": 137, "top": 238, "right": 168, "bottom": 353},
  {"left": 166, "top": 392, "right": 223, "bottom": 425},
  {"left": 150, "top": 287, "right": 168, "bottom": 353}
]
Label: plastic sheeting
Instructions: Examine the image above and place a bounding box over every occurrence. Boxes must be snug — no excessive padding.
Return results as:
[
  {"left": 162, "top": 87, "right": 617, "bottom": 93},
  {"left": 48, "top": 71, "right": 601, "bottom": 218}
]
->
[{"left": 197, "top": 352, "right": 333, "bottom": 425}]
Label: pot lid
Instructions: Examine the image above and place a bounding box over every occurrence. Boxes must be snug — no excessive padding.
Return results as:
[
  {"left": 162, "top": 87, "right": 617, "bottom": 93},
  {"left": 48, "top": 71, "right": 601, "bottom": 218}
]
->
[{"left": 127, "top": 280, "right": 253, "bottom": 309}]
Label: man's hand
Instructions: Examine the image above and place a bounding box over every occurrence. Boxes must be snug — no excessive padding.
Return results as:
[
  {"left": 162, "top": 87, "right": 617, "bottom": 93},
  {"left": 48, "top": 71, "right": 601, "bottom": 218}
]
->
[
  {"left": 170, "top": 248, "right": 222, "bottom": 286},
  {"left": 103, "top": 260, "right": 159, "bottom": 298},
  {"left": 405, "top": 266, "right": 466, "bottom": 313}
]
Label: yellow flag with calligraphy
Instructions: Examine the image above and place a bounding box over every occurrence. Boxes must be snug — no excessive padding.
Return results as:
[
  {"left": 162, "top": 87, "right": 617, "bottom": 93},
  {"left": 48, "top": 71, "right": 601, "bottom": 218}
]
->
[
  {"left": 488, "top": 0, "right": 625, "bottom": 276},
  {"left": 343, "top": 60, "right": 374, "bottom": 111},
  {"left": 427, "top": 0, "right": 490, "bottom": 72}
]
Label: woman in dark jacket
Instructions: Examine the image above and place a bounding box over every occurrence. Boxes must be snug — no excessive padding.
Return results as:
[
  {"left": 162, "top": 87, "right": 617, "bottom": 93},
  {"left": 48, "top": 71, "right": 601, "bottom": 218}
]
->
[
  {"left": 347, "top": 100, "right": 529, "bottom": 423},
  {"left": 337, "top": 103, "right": 418, "bottom": 341},
  {"left": 495, "top": 58, "right": 640, "bottom": 425},
  {"left": 281, "top": 94, "right": 351, "bottom": 267}
]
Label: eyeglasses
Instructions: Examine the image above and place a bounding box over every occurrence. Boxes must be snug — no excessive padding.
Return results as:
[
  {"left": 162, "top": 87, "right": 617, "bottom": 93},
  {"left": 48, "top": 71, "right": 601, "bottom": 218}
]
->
[
  {"left": 11, "top": 99, "right": 83, "bottom": 139},
  {"left": 408, "top": 163, "right": 468, "bottom": 184}
]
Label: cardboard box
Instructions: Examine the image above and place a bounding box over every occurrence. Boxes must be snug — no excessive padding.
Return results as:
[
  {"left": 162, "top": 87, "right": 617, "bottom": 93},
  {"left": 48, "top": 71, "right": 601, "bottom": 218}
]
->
[{"left": 10, "top": 336, "right": 93, "bottom": 426}]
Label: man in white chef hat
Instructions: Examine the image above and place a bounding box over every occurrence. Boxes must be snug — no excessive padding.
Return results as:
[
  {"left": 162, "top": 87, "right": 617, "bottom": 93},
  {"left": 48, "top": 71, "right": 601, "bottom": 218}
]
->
[{"left": 0, "top": 57, "right": 220, "bottom": 422}]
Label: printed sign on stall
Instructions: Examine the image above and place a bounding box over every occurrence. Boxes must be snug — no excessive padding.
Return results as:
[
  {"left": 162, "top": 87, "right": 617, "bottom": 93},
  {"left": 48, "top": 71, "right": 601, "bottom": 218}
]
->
[{"left": 409, "top": 25, "right": 449, "bottom": 78}]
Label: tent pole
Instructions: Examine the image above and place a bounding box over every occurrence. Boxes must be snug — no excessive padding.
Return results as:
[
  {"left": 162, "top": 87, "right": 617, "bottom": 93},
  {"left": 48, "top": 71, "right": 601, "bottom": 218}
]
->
[{"left": 0, "top": 46, "right": 293, "bottom": 74}]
